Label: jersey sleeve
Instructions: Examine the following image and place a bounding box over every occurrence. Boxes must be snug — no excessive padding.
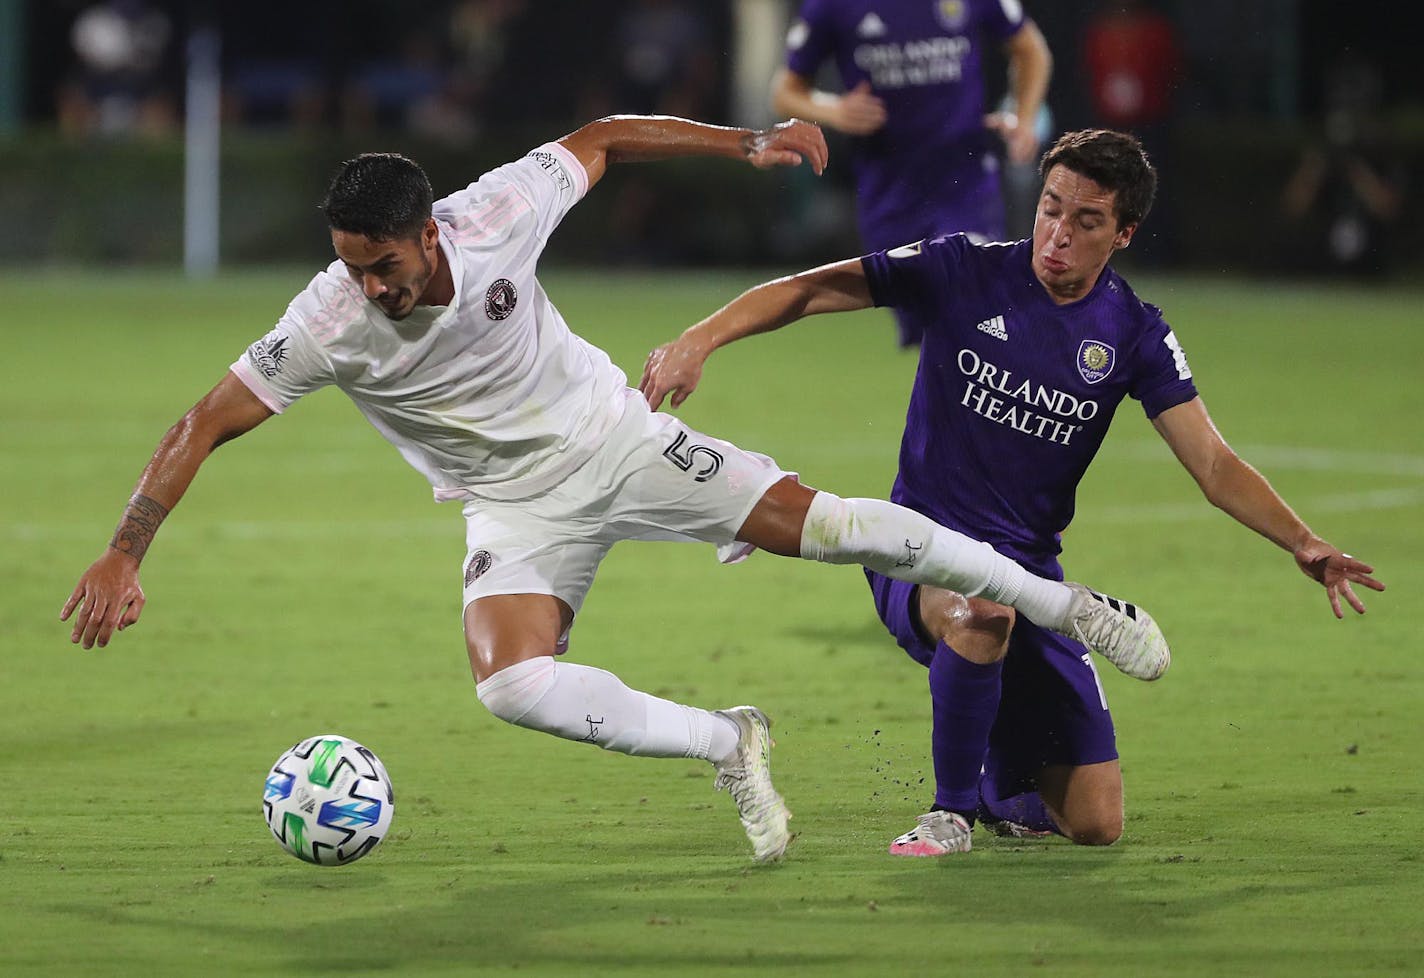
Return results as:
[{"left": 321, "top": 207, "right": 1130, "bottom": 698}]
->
[
  {"left": 1131, "top": 310, "right": 1199, "bottom": 419},
  {"left": 862, "top": 236, "right": 960, "bottom": 317},
  {"left": 784, "top": 0, "right": 834, "bottom": 78},
  {"left": 979, "top": 0, "right": 1028, "bottom": 42},
  {"left": 229, "top": 277, "right": 341, "bottom": 413},
  {"left": 439, "top": 142, "right": 589, "bottom": 246}
]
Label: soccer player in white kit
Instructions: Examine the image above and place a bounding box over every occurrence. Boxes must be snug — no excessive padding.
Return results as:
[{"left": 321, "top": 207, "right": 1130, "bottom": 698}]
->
[{"left": 62, "top": 114, "right": 1170, "bottom": 862}]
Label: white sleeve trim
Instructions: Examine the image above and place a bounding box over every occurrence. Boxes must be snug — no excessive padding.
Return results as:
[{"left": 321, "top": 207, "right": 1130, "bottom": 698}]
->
[
  {"left": 539, "top": 141, "right": 590, "bottom": 200},
  {"left": 228, "top": 361, "right": 289, "bottom": 415}
]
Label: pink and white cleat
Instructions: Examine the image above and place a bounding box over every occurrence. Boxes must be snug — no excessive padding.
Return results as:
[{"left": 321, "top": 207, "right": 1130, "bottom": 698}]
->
[{"left": 888, "top": 810, "right": 972, "bottom": 857}]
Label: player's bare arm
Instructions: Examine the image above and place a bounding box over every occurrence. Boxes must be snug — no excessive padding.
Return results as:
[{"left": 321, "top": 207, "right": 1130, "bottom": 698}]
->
[
  {"left": 61, "top": 373, "right": 275, "bottom": 649},
  {"left": 771, "top": 68, "right": 887, "bottom": 137},
  {"left": 1152, "top": 397, "right": 1384, "bottom": 617},
  {"left": 641, "top": 259, "right": 872, "bottom": 410},
  {"left": 557, "top": 114, "right": 827, "bottom": 189},
  {"left": 987, "top": 21, "right": 1053, "bottom": 165}
]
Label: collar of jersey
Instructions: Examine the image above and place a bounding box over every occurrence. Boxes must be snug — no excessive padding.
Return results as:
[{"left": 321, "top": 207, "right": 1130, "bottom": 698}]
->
[{"left": 430, "top": 219, "right": 464, "bottom": 327}]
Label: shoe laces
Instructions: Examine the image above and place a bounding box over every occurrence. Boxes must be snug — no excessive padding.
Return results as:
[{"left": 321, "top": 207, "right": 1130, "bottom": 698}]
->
[
  {"left": 716, "top": 765, "right": 768, "bottom": 816},
  {"left": 1072, "top": 596, "right": 1131, "bottom": 657}
]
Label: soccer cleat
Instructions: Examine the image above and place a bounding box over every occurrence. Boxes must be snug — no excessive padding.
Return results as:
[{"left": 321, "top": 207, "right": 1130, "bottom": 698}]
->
[
  {"left": 1059, "top": 583, "right": 1170, "bottom": 681},
  {"left": 888, "top": 810, "right": 973, "bottom": 857},
  {"left": 713, "top": 706, "right": 792, "bottom": 862},
  {"left": 980, "top": 816, "right": 1054, "bottom": 839}
]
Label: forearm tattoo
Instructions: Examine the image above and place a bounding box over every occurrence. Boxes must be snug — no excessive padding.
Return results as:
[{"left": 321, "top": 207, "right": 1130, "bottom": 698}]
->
[{"left": 109, "top": 494, "right": 170, "bottom": 561}]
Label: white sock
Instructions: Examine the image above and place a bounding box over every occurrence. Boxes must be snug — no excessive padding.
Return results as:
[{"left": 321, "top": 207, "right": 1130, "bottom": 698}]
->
[
  {"left": 476, "top": 656, "right": 741, "bottom": 760},
  {"left": 798, "top": 492, "right": 1072, "bottom": 628}
]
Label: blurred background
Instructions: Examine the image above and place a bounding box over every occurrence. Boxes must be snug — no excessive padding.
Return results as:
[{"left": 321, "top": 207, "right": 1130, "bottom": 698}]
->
[{"left": 0, "top": 0, "right": 1418, "bottom": 277}]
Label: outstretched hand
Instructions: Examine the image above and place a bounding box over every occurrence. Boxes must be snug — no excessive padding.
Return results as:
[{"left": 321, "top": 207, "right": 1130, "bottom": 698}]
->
[
  {"left": 1293, "top": 539, "right": 1384, "bottom": 618},
  {"left": 60, "top": 550, "right": 146, "bottom": 649},
  {"left": 640, "top": 335, "right": 711, "bottom": 411},
  {"left": 742, "top": 119, "right": 828, "bottom": 175}
]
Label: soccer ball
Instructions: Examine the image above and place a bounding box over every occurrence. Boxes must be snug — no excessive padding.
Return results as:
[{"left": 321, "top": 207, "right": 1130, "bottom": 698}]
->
[{"left": 262, "top": 734, "right": 394, "bottom": 866}]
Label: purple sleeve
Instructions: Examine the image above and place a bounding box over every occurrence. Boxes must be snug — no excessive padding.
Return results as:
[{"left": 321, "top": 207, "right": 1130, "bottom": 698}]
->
[
  {"left": 784, "top": 0, "right": 835, "bottom": 78},
  {"left": 1132, "top": 314, "right": 1199, "bottom": 419},
  {"left": 863, "top": 235, "right": 967, "bottom": 313},
  {"left": 978, "top": 0, "right": 1027, "bottom": 42}
]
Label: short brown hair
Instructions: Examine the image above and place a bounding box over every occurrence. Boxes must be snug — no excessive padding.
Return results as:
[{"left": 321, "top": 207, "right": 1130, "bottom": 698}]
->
[{"left": 1039, "top": 130, "right": 1157, "bottom": 228}]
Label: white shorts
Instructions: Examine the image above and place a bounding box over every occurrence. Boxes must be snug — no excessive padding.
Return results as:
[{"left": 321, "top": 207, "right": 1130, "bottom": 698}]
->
[{"left": 460, "top": 390, "right": 790, "bottom": 622}]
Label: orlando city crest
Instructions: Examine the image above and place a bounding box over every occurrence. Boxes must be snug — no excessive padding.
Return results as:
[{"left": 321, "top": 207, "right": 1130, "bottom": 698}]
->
[
  {"left": 935, "top": 0, "right": 968, "bottom": 31},
  {"left": 1076, "top": 340, "right": 1116, "bottom": 384}
]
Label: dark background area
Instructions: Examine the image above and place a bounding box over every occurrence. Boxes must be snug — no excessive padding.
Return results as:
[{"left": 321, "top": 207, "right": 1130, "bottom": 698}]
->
[{"left": 3, "top": 0, "right": 1420, "bottom": 275}]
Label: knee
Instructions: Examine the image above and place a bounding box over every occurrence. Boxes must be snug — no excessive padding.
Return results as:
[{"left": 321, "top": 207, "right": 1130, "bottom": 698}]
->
[
  {"left": 1063, "top": 812, "right": 1123, "bottom": 847},
  {"left": 475, "top": 656, "right": 556, "bottom": 726},
  {"left": 920, "top": 591, "right": 1014, "bottom": 662}
]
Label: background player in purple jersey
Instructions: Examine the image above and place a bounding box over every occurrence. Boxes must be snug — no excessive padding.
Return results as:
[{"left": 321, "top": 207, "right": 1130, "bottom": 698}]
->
[
  {"left": 771, "top": 0, "right": 1052, "bottom": 348},
  {"left": 641, "top": 128, "right": 1385, "bottom": 856}
]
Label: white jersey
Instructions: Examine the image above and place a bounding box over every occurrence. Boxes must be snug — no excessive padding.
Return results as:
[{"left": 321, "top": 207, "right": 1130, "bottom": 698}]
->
[{"left": 230, "top": 142, "right": 629, "bottom": 502}]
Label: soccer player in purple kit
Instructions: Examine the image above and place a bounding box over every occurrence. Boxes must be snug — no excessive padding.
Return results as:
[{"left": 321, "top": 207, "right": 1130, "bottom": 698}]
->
[
  {"left": 641, "top": 128, "right": 1385, "bottom": 855},
  {"left": 771, "top": 0, "right": 1052, "bottom": 348}
]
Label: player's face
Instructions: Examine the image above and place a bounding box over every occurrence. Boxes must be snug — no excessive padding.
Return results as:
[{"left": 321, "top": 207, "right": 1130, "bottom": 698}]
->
[
  {"left": 331, "top": 220, "right": 439, "bottom": 321},
  {"left": 1031, "top": 165, "right": 1136, "bottom": 304}
]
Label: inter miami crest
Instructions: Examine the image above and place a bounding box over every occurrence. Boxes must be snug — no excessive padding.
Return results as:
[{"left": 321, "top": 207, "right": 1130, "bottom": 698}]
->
[
  {"left": 464, "top": 550, "right": 493, "bottom": 587},
  {"left": 484, "top": 279, "right": 517, "bottom": 320},
  {"left": 1076, "top": 340, "right": 1116, "bottom": 384}
]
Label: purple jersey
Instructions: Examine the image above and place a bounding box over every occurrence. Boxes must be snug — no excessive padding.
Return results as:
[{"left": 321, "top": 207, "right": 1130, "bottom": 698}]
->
[
  {"left": 863, "top": 234, "right": 1199, "bottom": 575},
  {"left": 785, "top": 0, "right": 1024, "bottom": 247}
]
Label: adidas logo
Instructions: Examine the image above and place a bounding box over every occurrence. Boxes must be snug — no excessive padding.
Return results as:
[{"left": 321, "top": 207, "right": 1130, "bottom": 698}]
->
[
  {"left": 857, "top": 12, "right": 886, "bottom": 37},
  {"left": 975, "top": 315, "right": 1008, "bottom": 340},
  {"left": 1090, "top": 589, "right": 1139, "bottom": 620}
]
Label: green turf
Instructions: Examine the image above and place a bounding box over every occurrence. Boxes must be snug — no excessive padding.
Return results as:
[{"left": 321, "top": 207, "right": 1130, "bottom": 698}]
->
[{"left": 2, "top": 267, "right": 1420, "bottom": 977}]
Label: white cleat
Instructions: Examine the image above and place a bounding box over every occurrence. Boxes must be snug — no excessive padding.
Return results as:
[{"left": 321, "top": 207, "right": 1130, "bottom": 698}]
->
[
  {"left": 888, "top": 810, "right": 973, "bottom": 857},
  {"left": 1060, "top": 583, "right": 1171, "bottom": 681},
  {"left": 713, "top": 706, "right": 792, "bottom": 862}
]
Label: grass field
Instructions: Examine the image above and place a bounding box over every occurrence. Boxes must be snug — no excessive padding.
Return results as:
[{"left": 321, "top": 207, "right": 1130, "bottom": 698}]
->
[{"left": 2, "top": 266, "right": 1421, "bottom": 977}]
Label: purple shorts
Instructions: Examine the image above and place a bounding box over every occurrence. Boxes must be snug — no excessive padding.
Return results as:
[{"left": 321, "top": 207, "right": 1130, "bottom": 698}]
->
[{"left": 866, "top": 569, "right": 1118, "bottom": 797}]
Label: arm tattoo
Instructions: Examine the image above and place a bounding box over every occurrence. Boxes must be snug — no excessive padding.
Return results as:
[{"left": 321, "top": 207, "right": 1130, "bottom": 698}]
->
[{"left": 109, "top": 494, "right": 170, "bottom": 562}]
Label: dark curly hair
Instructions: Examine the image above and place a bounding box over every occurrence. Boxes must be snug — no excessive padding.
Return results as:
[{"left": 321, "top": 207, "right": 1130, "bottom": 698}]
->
[
  {"left": 1039, "top": 130, "right": 1157, "bottom": 228},
  {"left": 321, "top": 152, "right": 433, "bottom": 240}
]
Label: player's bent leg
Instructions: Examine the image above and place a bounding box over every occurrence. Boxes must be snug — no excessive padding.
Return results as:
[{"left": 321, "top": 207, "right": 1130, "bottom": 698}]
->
[
  {"left": 1036, "top": 760, "right": 1124, "bottom": 846},
  {"left": 465, "top": 595, "right": 791, "bottom": 860}
]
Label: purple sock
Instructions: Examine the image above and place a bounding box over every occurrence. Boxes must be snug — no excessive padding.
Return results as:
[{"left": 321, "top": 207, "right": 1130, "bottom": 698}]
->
[{"left": 929, "top": 643, "right": 1002, "bottom": 815}]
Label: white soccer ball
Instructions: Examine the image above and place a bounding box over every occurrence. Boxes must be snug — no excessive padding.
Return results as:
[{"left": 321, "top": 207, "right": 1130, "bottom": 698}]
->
[{"left": 262, "top": 734, "right": 395, "bottom": 866}]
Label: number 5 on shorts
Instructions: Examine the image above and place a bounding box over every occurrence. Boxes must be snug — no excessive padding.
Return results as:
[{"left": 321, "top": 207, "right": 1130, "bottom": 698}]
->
[{"left": 663, "top": 431, "right": 724, "bottom": 483}]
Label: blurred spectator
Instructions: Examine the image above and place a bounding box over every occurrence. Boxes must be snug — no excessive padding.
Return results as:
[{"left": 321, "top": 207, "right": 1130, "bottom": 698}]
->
[
  {"left": 226, "top": 59, "right": 326, "bottom": 128},
  {"left": 1280, "top": 55, "right": 1405, "bottom": 278},
  {"left": 56, "top": 0, "right": 176, "bottom": 137},
  {"left": 1080, "top": 0, "right": 1182, "bottom": 263},
  {"left": 443, "top": 0, "right": 528, "bottom": 136},
  {"left": 612, "top": 0, "right": 719, "bottom": 119},
  {"left": 342, "top": 29, "right": 471, "bottom": 140}
]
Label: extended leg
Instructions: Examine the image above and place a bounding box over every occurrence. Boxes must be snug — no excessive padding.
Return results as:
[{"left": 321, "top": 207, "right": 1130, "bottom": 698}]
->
[
  {"left": 740, "top": 479, "right": 1171, "bottom": 681},
  {"left": 464, "top": 593, "right": 791, "bottom": 860}
]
